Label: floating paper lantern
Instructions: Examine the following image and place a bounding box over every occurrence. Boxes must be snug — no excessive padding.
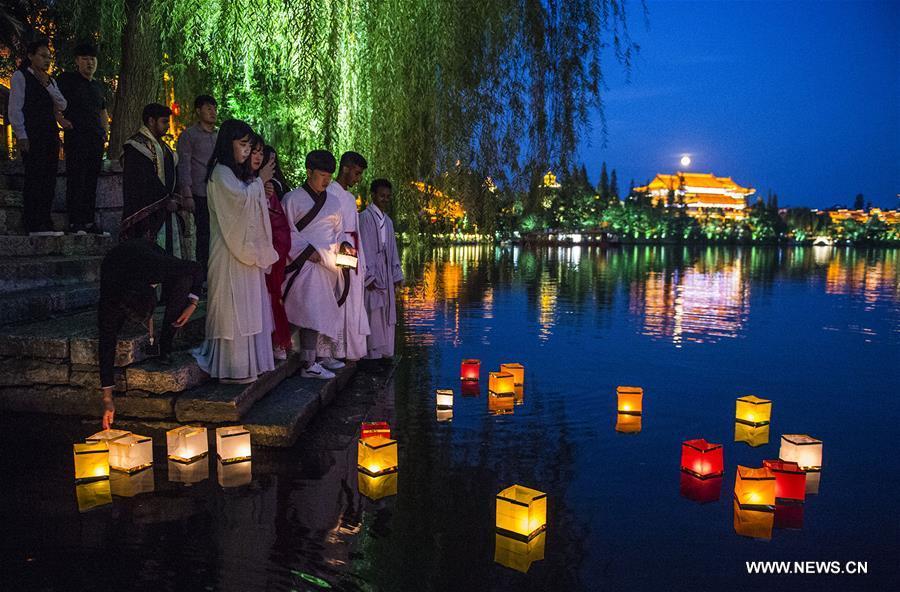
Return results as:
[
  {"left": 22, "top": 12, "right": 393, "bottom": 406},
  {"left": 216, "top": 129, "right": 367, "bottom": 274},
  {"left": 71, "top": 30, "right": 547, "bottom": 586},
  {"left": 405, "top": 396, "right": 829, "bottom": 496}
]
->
[
  {"left": 436, "top": 408, "right": 453, "bottom": 422},
  {"left": 495, "top": 484, "right": 547, "bottom": 541},
  {"left": 357, "top": 436, "right": 398, "bottom": 476},
  {"left": 733, "top": 499, "right": 774, "bottom": 540},
  {"left": 489, "top": 372, "right": 515, "bottom": 395},
  {"left": 775, "top": 504, "right": 804, "bottom": 530},
  {"left": 805, "top": 471, "right": 821, "bottom": 495},
  {"left": 167, "top": 426, "right": 209, "bottom": 463},
  {"left": 735, "top": 395, "right": 772, "bottom": 426},
  {"left": 734, "top": 422, "right": 769, "bottom": 447},
  {"left": 500, "top": 363, "right": 525, "bottom": 386},
  {"left": 335, "top": 253, "right": 358, "bottom": 269},
  {"left": 679, "top": 472, "right": 722, "bottom": 504},
  {"left": 460, "top": 359, "right": 481, "bottom": 381},
  {"left": 110, "top": 467, "right": 155, "bottom": 497},
  {"left": 87, "top": 429, "right": 132, "bottom": 444},
  {"left": 360, "top": 421, "right": 391, "bottom": 440},
  {"left": 73, "top": 441, "right": 110, "bottom": 482},
  {"left": 763, "top": 459, "right": 806, "bottom": 503},
  {"left": 75, "top": 480, "right": 112, "bottom": 513},
  {"left": 461, "top": 382, "right": 481, "bottom": 397},
  {"left": 358, "top": 468, "right": 398, "bottom": 500},
  {"left": 778, "top": 434, "right": 823, "bottom": 471},
  {"left": 488, "top": 391, "right": 515, "bottom": 415},
  {"left": 215, "top": 426, "right": 252, "bottom": 464},
  {"left": 436, "top": 388, "right": 454, "bottom": 409},
  {"left": 108, "top": 433, "right": 153, "bottom": 473},
  {"left": 615, "top": 413, "right": 642, "bottom": 434},
  {"left": 494, "top": 531, "right": 546, "bottom": 573},
  {"left": 168, "top": 458, "right": 209, "bottom": 484},
  {"left": 616, "top": 386, "right": 643, "bottom": 415},
  {"left": 734, "top": 465, "right": 775, "bottom": 509},
  {"left": 217, "top": 459, "right": 252, "bottom": 488},
  {"left": 680, "top": 439, "right": 724, "bottom": 479}
]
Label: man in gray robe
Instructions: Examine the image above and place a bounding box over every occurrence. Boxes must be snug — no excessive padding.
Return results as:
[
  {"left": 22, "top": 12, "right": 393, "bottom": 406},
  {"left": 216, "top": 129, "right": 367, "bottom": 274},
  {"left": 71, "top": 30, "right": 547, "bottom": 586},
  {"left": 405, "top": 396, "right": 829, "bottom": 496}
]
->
[{"left": 358, "top": 178, "right": 403, "bottom": 360}]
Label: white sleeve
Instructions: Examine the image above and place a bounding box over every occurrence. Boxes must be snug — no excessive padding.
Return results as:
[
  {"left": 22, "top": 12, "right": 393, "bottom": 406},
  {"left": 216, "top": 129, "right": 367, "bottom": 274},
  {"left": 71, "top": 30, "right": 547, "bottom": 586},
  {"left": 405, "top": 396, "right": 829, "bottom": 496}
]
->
[
  {"left": 8, "top": 71, "right": 27, "bottom": 139},
  {"left": 46, "top": 78, "right": 67, "bottom": 111}
]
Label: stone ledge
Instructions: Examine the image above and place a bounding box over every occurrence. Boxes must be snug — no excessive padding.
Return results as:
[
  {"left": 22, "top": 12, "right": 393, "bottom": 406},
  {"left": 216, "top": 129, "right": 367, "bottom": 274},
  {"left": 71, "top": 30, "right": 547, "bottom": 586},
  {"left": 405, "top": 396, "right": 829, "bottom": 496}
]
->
[
  {"left": 0, "top": 384, "right": 174, "bottom": 419},
  {"left": 0, "top": 255, "right": 103, "bottom": 293},
  {"left": 0, "top": 357, "right": 69, "bottom": 386},
  {"left": 126, "top": 352, "right": 209, "bottom": 394},
  {"left": 0, "top": 234, "right": 113, "bottom": 258},
  {"left": 0, "top": 283, "right": 99, "bottom": 326}
]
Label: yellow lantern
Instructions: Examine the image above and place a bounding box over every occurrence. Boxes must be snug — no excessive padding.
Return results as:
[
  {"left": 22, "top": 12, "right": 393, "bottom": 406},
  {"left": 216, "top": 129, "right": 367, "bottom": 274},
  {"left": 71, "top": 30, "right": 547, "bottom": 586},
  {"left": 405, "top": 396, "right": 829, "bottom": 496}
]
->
[
  {"left": 616, "top": 386, "right": 643, "bottom": 415},
  {"left": 436, "top": 388, "right": 454, "bottom": 409},
  {"left": 494, "top": 531, "right": 546, "bottom": 573},
  {"left": 734, "top": 422, "right": 769, "bottom": 447},
  {"left": 779, "top": 434, "right": 823, "bottom": 471},
  {"left": 489, "top": 371, "right": 515, "bottom": 395},
  {"left": 217, "top": 459, "right": 252, "bottom": 488},
  {"left": 358, "top": 469, "right": 398, "bottom": 500},
  {"left": 167, "top": 426, "right": 209, "bottom": 463},
  {"left": 215, "top": 425, "right": 252, "bottom": 464},
  {"left": 733, "top": 499, "right": 774, "bottom": 540},
  {"left": 110, "top": 467, "right": 155, "bottom": 497},
  {"left": 108, "top": 433, "right": 153, "bottom": 473},
  {"left": 75, "top": 480, "right": 112, "bottom": 513},
  {"left": 87, "top": 429, "right": 132, "bottom": 445},
  {"left": 357, "top": 436, "right": 398, "bottom": 476},
  {"left": 168, "top": 458, "right": 209, "bottom": 484},
  {"left": 615, "top": 413, "right": 642, "bottom": 434},
  {"left": 735, "top": 395, "right": 772, "bottom": 427},
  {"left": 436, "top": 408, "right": 453, "bottom": 422},
  {"left": 500, "top": 363, "right": 525, "bottom": 386},
  {"left": 734, "top": 465, "right": 775, "bottom": 509},
  {"left": 495, "top": 484, "right": 547, "bottom": 541},
  {"left": 73, "top": 441, "right": 110, "bottom": 482},
  {"left": 488, "top": 391, "right": 515, "bottom": 415}
]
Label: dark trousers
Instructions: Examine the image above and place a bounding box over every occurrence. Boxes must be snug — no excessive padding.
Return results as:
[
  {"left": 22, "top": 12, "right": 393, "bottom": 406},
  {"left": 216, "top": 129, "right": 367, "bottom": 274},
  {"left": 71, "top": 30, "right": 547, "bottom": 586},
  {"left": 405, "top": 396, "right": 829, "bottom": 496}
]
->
[
  {"left": 194, "top": 193, "right": 210, "bottom": 272},
  {"left": 22, "top": 137, "right": 59, "bottom": 232},
  {"left": 65, "top": 133, "right": 105, "bottom": 228}
]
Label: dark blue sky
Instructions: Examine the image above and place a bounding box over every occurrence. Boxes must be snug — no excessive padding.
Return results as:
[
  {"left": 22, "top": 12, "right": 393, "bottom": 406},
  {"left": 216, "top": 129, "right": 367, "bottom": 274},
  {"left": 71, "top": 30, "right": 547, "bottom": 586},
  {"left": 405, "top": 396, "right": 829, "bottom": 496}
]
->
[{"left": 579, "top": 0, "right": 899, "bottom": 209}]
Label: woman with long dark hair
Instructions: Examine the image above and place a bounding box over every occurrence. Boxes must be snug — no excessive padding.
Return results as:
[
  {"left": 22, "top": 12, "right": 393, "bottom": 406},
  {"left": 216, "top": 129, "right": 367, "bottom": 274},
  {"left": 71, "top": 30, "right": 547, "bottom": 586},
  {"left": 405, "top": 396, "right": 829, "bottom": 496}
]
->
[{"left": 192, "top": 119, "right": 279, "bottom": 383}]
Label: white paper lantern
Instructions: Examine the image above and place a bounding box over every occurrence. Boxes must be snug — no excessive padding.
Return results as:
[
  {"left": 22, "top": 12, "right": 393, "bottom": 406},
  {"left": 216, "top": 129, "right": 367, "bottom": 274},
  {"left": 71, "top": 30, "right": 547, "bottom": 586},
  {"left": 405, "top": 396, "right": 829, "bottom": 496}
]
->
[
  {"left": 87, "top": 429, "right": 131, "bottom": 444},
  {"left": 167, "top": 426, "right": 209, "bottom": 463},
  {"left": 216, "top": 426, "right": 252, "bottom": 464},
  {"left": 779, "top": 434, "right": 823, "bottom": 470},
  {"left": 436, "top": 389, "right": 454, "bottom": 409},
  {"left": 108, "top": 433, "right": 153, "bottom": 473}
]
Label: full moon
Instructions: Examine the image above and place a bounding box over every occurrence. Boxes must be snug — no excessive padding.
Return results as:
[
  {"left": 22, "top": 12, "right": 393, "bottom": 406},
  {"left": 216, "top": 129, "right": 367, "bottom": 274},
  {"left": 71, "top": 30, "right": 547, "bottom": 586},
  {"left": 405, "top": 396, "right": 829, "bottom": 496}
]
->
[{"left": 680, "top": 155, "right": 691, "bottom": 167}]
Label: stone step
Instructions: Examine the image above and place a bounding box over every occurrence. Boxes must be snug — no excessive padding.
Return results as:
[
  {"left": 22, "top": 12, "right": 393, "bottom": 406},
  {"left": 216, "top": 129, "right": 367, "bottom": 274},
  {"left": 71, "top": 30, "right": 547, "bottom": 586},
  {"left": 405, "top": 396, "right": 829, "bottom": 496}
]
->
[
  {"left": 0, "top": 255, "right": 103, "bottom": 293},
  {"left": 174, "top": 355, "right": 301, "bottom": 423},
  {"left": 0, "top": 283, "right": 99, "bottom": 325},
  {"left": 0, "top": 189, "right": 23, "bottom": 208},
  {"left": 243, "top": 363, "right": 357, "bottom": 447},
  {"left": 125, "top": 352, "right": 209, "bottom": 394},
  {"left": 0, "top": 383, "right": 176, "bottom": 419},
  {"left": 0, "top": 234, "right": 114, "bottom": 257}
]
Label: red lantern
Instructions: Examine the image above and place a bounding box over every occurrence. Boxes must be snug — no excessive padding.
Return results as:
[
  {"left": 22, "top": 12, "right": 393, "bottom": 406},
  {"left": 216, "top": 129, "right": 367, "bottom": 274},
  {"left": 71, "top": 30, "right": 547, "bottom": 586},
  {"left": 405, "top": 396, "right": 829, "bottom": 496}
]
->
[
  {"left": 679, "top": 472, "right": 722, "bottom": 504},
  {"left": 763, "top": 459, "right": 806, "bottom": 503},
  {"left": 774, "top": 504, "right": 804, "bottom": 530},
  {"left": 680, "top": 439, "right": 724, "bottom": 479},
  {"left": 361, "top": 421, "right": 391, "bottom": 440},
  {"left": 460, "top": 359, "right": 481, "bottom": 382}
]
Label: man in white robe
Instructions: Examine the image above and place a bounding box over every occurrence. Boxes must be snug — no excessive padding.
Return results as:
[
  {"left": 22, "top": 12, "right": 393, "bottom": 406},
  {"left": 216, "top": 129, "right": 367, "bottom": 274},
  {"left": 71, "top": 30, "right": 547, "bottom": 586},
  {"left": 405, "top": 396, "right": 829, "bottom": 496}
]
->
[
  {"left": 359, "top": 179, "right": 403, "bottom": 360},
  {"left": 317, "top": 151, "right": 371, "bottom": 365},
  {"left": 281, "top": 150, "right": 342, "bottom": 379}
]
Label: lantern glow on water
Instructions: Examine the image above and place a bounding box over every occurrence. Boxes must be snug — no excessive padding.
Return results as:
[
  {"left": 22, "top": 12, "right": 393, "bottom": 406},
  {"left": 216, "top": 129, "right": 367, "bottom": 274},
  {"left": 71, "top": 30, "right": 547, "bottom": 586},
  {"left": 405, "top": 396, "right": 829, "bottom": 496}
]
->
[
  {"left": 73, "top": 441, "right": 110, "bottom": 482},
  {"left": 166, "top": 426, "right": 209, "bottom": 463},
  {"left": 615, "top": 413, "right": 642, "bottom": 434},
  {"left": 734, "top": 465, "right": 776, "bottom": 509},
  {"left": 357, "top": 436, "right": 398, "bottom": 476},
  {"left": 495, "top": 484, "right": 547, "bottom": 541},
  {"left": 488, "top": 391, "right": 515, "bottom": 415},
  {"left": 616, "top": 386, "right": 643, "bottom": 415},
  {"left": 680, "top": 472, "right": 722, "bottom": 504},
  {"left": 217, "top": 459, "right": 252, "bottom": 488},
  {"left": 75, "top": 480, "right": 112, "bottom": 513},
  {"left": 215, "top": 426, "right": 252, "bottom": 464},
  {"left": 488, "top": 371, "right": 515, "bottom": 395},
  {"left": 494, "top": 531, "right": 546, "bottom": 573},
  {"left": 108, "top": 433, "right": 153, "bottom": 473},
  {"left": 734, "top": 422, "right": 769, "bottom": 447},
  {"left": 461, "top": 382, "right": 480, "bottom": 397},
  {"left": 436, "top": 408, "right": 453, "bottom": 422},
  {"left": 514, "top": 385, "right": 524, "bottom": 405},
  {"left": 805, "top": 471, "right": 821, "bottom": 495},
  {"left": 360, "top": 421, "right": 391, "bottom": 440},
  {"left": 779, "top": 434, "right": 823, "bottom": 471},
  {"left": 733, "top": 499, "right": 774, "bottom": 540},
  {"left": 775, "top": 504, "right": 804, "bottom": 530},
  {"left": 168, "top": 458, "right": 209, "bottom": 484},
  {"left": 436, "top": 389, "right": 454, "bottom": 409},
  {"left": 460, "top": 359, "right": 481, "bottom": 382},
  {"left": 735, "top": 395, "right": 772, "bottom": 427},
  {"left": 499, "top": 363, "right": 525, "bottom": 386},
  {"left": 680, "top": 439, "right": 724, "bottom": 479},
  {"left": 358, "top": 469, "right": 398, "bottom": 500},
  {"left": 110, "top": 467, "right": 155, "bottom": 497},
  {"left": 763, "top": 459, "right": 806, "bottom": 503}
]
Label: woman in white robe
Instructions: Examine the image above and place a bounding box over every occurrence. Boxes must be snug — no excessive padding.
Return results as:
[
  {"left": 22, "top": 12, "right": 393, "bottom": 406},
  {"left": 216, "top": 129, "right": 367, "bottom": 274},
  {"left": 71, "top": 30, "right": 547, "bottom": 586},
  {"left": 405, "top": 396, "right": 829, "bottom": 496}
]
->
[{"left": 193, "top": 119, "right": 279, "bottom": 382}]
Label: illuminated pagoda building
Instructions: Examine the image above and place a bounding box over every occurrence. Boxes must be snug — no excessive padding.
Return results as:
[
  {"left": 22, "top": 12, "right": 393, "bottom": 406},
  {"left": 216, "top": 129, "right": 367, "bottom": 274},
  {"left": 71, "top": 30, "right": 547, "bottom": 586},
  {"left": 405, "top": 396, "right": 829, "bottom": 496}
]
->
[
  {"left": 634, "top": 172, "right": 755, "bottom": 219},
  {"left": 541, "top": 170, "right": 561, "bottom": 189}
]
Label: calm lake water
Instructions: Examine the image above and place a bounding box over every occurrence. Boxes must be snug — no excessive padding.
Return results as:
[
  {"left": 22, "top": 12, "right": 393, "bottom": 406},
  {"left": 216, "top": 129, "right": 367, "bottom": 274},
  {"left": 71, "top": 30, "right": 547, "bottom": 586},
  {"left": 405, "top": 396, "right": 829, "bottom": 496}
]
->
[{"left": 2, "top": 245, "right": 899, "bottom": 592}]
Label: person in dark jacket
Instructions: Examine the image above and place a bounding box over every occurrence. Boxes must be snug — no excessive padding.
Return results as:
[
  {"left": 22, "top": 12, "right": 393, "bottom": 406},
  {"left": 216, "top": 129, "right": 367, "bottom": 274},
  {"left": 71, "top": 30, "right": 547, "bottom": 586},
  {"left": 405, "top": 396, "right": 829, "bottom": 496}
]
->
[{"left": 98, "top": 238, "right": 203, "bottom": 429}]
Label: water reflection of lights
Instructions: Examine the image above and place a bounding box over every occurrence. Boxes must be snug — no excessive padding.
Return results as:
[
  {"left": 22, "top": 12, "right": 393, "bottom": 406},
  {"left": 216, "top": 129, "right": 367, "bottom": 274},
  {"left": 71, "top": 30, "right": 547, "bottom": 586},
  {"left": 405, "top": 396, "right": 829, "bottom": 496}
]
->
[
  {"left": 679, "top": 472, "right": 722, "bottom": 504},
  {"left": 76, "top": 480, "right": 112, "bottom": 513},
  {"left": 168, "top": 458, "right": 209, "bottom": 484},
  {"left": 733, "top": 499, "right": 774, "bottom": 540},
  {"left": 110, "top": 467, "right": 155, "bottom": 497},
  {"left": 358, "top": 469, "right": 398, "bottom": 500},
  {"left": 538, "top": 272, "right": 557, "bottom": 342},
  {"left": 218, "top": 459, "right": 252, "bottom": 488},
  {"left": 494, "top": 531, "right": 546, "bottom": 573}
]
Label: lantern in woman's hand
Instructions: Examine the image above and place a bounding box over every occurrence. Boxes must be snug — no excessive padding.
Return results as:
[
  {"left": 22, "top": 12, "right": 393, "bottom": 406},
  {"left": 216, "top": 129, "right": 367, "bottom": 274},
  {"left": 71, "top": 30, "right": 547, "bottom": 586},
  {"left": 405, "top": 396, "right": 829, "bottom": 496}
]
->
[
  {"left": 735, "top": 395, "right": 772, "bottom": 427},
  {"left": 680, "top": 439, "right": 724, "bottom": 479}
]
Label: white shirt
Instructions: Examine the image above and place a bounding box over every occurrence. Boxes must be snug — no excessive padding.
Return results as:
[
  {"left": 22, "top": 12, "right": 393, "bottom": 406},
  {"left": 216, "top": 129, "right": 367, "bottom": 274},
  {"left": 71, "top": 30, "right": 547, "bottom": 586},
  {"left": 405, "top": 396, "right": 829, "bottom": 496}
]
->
[
  {"left": 8, "top": 68, "right": 68, "bottom": 140},
  {"left": 371, "top": 204, "right": 387, "bottom": 244}
]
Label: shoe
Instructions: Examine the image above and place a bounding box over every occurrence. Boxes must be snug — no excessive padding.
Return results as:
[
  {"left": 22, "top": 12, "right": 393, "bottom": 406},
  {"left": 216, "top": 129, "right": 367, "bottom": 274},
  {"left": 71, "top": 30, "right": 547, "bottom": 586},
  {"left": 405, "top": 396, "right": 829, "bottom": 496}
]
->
[
  {"left": 319, "top": 357, "right": 345, "bottom": 370},
  {"left": 273, "top": 348, "right": 288, "bottom": 361},
  {"left": 301, "top": 362, "right": 335, "bottom": 380}
]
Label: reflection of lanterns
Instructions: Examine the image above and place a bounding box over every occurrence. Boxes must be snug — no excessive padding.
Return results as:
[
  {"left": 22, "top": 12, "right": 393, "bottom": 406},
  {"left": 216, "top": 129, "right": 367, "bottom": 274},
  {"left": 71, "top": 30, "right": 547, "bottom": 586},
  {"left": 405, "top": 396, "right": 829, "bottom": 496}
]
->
[
  {"left": 734, "top": 422, "right": 769, "bottom": 447},
  {"left": 615, "top": 413, "right": 642, "bottom": 433},
  {"left": 616, "top": 386, "right": 643, "bottom": 415},
  {"left": 217, "top": 459, "right": 252, "bottom": 488},
  {"left": 110, "top": 467, "right": 155, "bottom": 497},
  {"left": 108, "top": 433, "right": 153, "bottom": 473},
  {"left": 73, "top": 441, "right": 110, "bottom": 482},
  {"left": 461, "top": 382, "right": 480, "bottom": 397},
  {"left": 168, "top": 458, "right": 209, "bottom": 484},
  {"left": 775, "top": 504, "right": 804, "bottom": 530},
  {"left": 779, "top": 434, "right": 823, "bottom": 471},
  {"left": 488, "top": 391, "right": 515, "bottom": 415},
  {"left": 733, "top": 499, "right": 774, "bottom": 540},
  {"left": 436, "top": 408, "right": 453, "bottom": 422},
  {"left": 514, "top": 385, "right": 524, "bottom": 405},
  {"left": 460, "top": 359, "right": 481, "bottom": 381},
  {"left": 75, "top": 480, "right": 112, "bottom": 512},
  {"left": 763, "top": 460, "right": 806, "bottom": 503},
  {"left": 215, "top": 426, "right": 252, "bottom": 464},
  {"left": 360, "top": 421, "right": 391, "bottom": 439},
  {"left": 494, "top": 531, "right": 546, "bottom": 573},
  {"left": 735, "top": 395, "right": 772, "bottom": 426},
  {"left": 680, "top": 439, "right": 724, "bottom": 479},
  {"left": 734, "top": 465, "right": 775, "bottom": 509},
  {"left": 489, "top": 372, "right": 515, "bottom": 395},
  {"left": 805, "top": 471, "right": 821, "bottom": 495},
  {"left": 436, "top": 388, "right": 454, "bottom": 409},
  {"left": 495, "top": 484, "right": 547, "bottom": 541},
  {"left": 167, "top": 426, "right": 208, "bottom": 463},
  {"left": 358, "top": 469, "right": 398, "bottom": 500},
  {"left": 679, "top": 472, "right": 722, "bottom": 504},
  {"left": 500, "top": 363, "right": 525, "bottom": 386},
  {"left": 357, "top": 436, "right": 398, "bottom": 476}
]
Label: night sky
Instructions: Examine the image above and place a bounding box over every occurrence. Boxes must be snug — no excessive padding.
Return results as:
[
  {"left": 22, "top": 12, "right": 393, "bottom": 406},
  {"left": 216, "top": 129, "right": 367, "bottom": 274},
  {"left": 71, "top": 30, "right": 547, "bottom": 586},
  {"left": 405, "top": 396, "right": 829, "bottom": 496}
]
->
[{"left": 579, "top": 0, "right": 899, "bottom": 209}]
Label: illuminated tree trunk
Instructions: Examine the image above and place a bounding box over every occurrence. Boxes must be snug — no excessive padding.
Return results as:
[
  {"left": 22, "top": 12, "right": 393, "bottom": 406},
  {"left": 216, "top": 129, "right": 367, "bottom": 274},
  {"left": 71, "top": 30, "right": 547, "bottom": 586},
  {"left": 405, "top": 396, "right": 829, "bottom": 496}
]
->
[{"left": 108, "top": 0, "right": 160, "bottom": 160}]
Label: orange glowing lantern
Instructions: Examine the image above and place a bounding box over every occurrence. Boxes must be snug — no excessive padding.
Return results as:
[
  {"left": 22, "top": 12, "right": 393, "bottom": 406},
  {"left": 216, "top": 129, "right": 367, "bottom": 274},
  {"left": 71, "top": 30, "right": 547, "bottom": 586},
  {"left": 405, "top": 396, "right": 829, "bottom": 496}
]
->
[
  {"left": 489, "top": 371, "right": 515, "bottom": 395},
  {"left": 679, "top": 472, "right": 722, "bottom": 504},
  {"left": 680, "top": 439, "right": 724, "bottom": 479},
  {"left": 615, "top": 413, "right": 642, "bottom": 434},
  {"left": 488, "top": 391, "right": 515, "bottom": 415},
  {"left": 166, "top": 426, "right": 208, "bottom": 463},
  {"left": 735, "top": 395, "right": 772, "bottom": 427},
  {"left": 360, "top": 421, "right": 391, "bottom": 440},
  {"left": 460, "top": 359, "right": 481, "bottom": 381},
  {"left": 357, "top": 436, "right": 398, "bottom": 476},
  {"left": 358, "top": 469, "right": 398, "bottom": 500},
  {"left": 616, "top": 386, "right": 643, "bottom": 415},
  {"left": 734, "top": 465, "right": 775, "bottom": 509},
  {"left": 734, "top": 422, "right": 769, "bottom": 447},
  {"left": 778, "top": 434, "right": 823, "bottom": 471},
  {"left": 73, "top": 441, "right": 110, "bottom": 483},
  {"left": 496, "top": 484, "right": 547, "bottom": 541},
  {"left": 500, "top": 363, "right": 525, "bottom": 386},
  {"left": 733, "top": 499, "right": 774, "bottom": 540},
  {"left": 494, "top": 531, "right": 546, "bottom": 573},
  {"left": 763, "top": 460, "right": 806, "bottom": 503}
]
